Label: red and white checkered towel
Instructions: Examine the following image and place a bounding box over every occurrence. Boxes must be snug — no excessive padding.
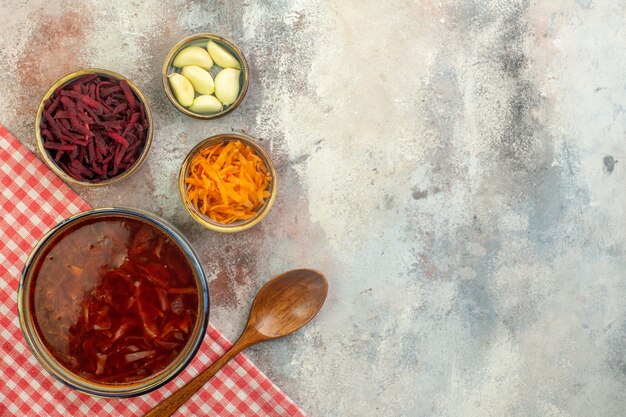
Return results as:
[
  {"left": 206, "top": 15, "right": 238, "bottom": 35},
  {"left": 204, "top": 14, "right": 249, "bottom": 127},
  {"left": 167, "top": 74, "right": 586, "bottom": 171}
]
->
[{"left": 0, "top": 125, "right": 306, "bottom": 417}]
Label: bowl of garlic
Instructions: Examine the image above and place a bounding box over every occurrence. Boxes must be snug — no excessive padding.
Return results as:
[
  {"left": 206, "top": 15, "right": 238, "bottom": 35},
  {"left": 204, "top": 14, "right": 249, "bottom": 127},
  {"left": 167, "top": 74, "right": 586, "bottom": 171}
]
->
[{"left": 162, "top": 33, "right": 249, "bottom": 119}]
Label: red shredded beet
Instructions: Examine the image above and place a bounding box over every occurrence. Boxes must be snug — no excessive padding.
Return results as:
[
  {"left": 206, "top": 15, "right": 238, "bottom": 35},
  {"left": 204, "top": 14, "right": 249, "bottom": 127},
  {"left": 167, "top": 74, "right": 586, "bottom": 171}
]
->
[{"left": 41, "top": 74, "right": 149, "bottom": 183}]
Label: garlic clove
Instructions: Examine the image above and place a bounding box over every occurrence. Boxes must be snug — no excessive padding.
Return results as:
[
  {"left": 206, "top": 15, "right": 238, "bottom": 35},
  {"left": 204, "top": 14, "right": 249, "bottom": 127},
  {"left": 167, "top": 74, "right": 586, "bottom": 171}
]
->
[
  {"left": 168, "top": 73, "right": 195, "bottom": 107},
  {"left": 214, "top": 68, "right": 241, "bottom": 106},
  {"left": 172, "top": 46, "right": 213, "bottom": 70},
  {"left": 181, "top": 66, "right": 215, "bottom": 95},
  {"left": 188, "top": 95, "right": 223, "bottom": 114},
  {"left": 207, "top": 41, "right": 241, "bottom": 69}
]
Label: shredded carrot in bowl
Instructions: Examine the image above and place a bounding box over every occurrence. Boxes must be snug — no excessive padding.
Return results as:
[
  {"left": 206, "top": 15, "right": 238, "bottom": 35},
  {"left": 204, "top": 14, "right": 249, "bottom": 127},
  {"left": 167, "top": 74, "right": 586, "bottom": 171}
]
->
[{"left": 184, "top": 140, "right": 272, "bottom": 224}]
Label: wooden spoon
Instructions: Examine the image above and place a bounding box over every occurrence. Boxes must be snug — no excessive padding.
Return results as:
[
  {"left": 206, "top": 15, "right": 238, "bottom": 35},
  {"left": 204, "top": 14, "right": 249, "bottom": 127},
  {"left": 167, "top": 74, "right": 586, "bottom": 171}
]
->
[{"left": 144, "top": 269, "right": 328, "bottom": 417}]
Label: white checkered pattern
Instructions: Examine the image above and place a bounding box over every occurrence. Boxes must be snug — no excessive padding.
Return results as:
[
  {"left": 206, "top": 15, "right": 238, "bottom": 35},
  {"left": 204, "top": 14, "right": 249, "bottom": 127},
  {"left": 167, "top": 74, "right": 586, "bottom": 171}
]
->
[{"left": 0, "top": 126, "right": 307, "bottom": 416}]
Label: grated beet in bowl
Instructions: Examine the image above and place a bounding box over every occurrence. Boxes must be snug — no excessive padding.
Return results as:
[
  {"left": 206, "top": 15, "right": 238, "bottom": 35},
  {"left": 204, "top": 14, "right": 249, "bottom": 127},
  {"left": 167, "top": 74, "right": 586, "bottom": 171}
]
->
[{"left": 39, "top": 74, "right": 149, "bottom": 183}]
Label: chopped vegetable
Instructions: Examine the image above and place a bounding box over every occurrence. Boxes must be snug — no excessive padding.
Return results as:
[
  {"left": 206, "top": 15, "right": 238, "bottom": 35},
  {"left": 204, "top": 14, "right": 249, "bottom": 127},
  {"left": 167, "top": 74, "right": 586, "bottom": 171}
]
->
[
  {"left": 124, "top": 350, "right": 155, "bottom": 363},
  {"left": 167, "top": 287, "right": 197, "bottom": 295},
  {"left": 95, "top": 354, "right": 107, "bottom": 375},
  {"left": 185, "top": 140, "right": 272, "bottom": 224},
  {"left": 170, "top": 297, "right": 184, "bottom": 315},
  {"left": 40, "top": 74, "right": 148, "bottom": 183}
]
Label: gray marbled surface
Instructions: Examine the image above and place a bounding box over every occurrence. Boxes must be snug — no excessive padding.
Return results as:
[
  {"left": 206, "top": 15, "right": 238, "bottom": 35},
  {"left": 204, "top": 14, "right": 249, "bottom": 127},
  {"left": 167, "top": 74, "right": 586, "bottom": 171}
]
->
[{"left": 1, "top": 0, "right": 625, "bottom": 415}]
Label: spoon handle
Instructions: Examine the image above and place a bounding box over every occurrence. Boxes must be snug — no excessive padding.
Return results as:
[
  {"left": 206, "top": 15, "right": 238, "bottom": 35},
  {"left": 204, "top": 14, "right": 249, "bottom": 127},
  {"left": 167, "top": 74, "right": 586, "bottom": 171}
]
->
[{"left": 144, "top": 336, "right": 253, "bottom": 417}]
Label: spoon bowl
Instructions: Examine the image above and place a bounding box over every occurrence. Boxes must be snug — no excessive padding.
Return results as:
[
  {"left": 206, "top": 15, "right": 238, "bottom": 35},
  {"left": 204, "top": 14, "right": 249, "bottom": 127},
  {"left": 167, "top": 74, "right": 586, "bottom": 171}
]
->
[
  {"left": 248, "top": 269, "right": 328, "bottom": 339},
  {"left": 145, "top": 268, "right": 328, "bottom": 417}
]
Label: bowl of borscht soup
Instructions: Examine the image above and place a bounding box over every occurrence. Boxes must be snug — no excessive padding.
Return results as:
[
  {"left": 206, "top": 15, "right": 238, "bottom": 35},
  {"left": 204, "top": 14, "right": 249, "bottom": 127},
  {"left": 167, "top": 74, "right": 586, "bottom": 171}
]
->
[{"left": 18, "top": 208, "right": 209, "bottom": 397}]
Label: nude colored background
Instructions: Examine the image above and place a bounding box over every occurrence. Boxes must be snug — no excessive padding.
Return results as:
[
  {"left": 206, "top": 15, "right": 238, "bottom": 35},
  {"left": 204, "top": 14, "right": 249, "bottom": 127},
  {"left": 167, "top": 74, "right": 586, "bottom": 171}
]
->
[{"left": 2, "top": 1, "right": 625, "bottom": 415}]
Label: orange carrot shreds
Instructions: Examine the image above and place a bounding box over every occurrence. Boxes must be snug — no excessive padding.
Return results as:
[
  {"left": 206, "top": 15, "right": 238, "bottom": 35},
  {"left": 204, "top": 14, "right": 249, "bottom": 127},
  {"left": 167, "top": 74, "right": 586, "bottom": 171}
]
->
[{"left": 185, "top": 140, "right": 272, "bottom": 224}]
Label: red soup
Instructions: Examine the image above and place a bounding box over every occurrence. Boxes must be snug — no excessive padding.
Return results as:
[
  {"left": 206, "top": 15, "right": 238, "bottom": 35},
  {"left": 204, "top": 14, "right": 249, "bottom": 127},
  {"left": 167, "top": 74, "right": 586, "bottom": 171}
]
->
[{"left": 29, "top": 217, "right": 199, "bottom": 383}]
